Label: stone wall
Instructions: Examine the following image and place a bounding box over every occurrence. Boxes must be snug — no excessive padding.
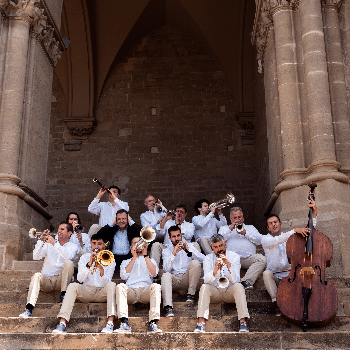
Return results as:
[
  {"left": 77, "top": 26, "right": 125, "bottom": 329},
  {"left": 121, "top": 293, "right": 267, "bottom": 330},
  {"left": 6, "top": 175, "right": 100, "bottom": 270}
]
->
[{"left": 46, "top": 26, "right": 258, "bottom": 231}]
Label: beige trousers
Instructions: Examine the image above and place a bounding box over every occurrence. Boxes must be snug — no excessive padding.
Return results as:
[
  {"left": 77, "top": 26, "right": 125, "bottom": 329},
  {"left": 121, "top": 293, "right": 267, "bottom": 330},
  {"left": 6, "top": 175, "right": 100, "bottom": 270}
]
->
[
  {"left": 116, "top": 283, "right": 161, "bottom": 322},
  {"left": 161, "top": 260, "right": 201, "bottom": 307},
  {"left": 197, "top": 237, "right": 212, "bottom": 255},
  {"left": 151, "top": 242, "right": 202, "bottom": 268},
  {"left": 197, "top": 283, "right": 250, "bottom": 320},
  {"left": 27, "top": 260, "right": 74, "bottom": 307},
  {"left": 263, "top": 270, "right": 281, "bottom": 302},
  {"left": 240, "top": 253, "right": 267, "bottom": 286},
  {"left": 57, "top": 282, "right": 116, "bottom": 322}
]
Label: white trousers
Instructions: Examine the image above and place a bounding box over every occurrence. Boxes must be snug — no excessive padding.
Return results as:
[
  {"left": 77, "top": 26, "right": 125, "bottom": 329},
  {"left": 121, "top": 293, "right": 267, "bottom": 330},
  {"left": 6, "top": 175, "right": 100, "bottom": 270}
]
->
[
  {"left": 240, "top": 253, "right": 267, "bottom": 286},
  {"left": 116, "top": 283, "right": 161, "bottom": 322},
  {"left": 26, "top": 260, "right": 74, "bottom": 307},
  {"left": 263, "top": 269, "right": 281, "bottom": 302}
]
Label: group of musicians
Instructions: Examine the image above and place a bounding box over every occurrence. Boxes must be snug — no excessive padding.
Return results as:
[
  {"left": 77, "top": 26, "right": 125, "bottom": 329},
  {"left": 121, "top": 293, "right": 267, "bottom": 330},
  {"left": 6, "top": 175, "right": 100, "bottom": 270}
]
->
[{"left": 19, "top": 185, "right": 317, "bottom": 334}]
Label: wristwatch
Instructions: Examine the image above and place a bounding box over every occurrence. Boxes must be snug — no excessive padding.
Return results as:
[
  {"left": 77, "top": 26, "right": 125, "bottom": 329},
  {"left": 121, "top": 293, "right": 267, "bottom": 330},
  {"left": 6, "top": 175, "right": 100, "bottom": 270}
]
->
[{"left": 86, "top": 263, "right": 91, "bottom": 269}]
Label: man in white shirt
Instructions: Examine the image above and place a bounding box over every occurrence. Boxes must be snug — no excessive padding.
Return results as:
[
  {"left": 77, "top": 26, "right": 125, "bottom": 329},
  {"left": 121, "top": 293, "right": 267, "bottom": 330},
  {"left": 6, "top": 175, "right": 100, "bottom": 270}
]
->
[
  {"left": 192, "top": 199, "right": 227, "bottom": 254},
  {"left": 140, "top": 195, "right": 166, "bottom": 229},
  {"left": 162, "top": 225, "right": 205, "bottom": 317},
  {"left": 88, "top": 185, "right": 129, "bottom": 227},
  {"left": 114, "top": 237, "right": 162, "bottom": 333},
  {"left": 151, "top": 204, "right": 197, "bottom": 268},
  {"left": 219, "top": 207, "right": 266, "bottom": 290},
  {"left": 52, "top": 233, "right": 117, "bottom": 333},
  {"left": 262, "top": 199, "right": 317, "bottom": 309},
  {"left": 19, "top": 223, "right": 79, "bottom": 318},
  {"left": 194, "top": 233, "right": 250, "bottom": 333}
]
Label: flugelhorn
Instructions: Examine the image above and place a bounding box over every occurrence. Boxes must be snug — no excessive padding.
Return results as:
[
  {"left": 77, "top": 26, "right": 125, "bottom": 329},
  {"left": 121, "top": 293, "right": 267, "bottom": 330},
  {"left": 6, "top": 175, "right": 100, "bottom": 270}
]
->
[
  {"left": 210, "top": 192, "right": 235, "bottom": 210},
  {"left": 29, "top": 228, "right": 56, "bottom": 241},
  {"left": 93, "top": 178, "right": 111, "bottom": 194},
  {"left": 92, "top": 242, "right": 115, "bottom": 273},
  {"left": 135, "top": 227, "right": 156, "bottom": 251},
  {"left": 217, "top": 257, "right": 229, "bottom": 288}
]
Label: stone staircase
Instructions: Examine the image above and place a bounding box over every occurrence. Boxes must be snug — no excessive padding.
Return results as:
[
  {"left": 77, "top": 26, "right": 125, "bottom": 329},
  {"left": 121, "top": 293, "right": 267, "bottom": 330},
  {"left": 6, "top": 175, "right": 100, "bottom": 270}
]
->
[{"left": 1, "top": 260, "right": 350, "bottom": 349}]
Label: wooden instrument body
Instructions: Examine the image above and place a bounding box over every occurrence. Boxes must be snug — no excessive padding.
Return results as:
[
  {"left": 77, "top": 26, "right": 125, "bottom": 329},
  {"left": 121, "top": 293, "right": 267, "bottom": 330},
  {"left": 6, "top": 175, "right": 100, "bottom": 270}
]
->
[{"left": 276, "top": 229, "right": 338, "bottom": 326}]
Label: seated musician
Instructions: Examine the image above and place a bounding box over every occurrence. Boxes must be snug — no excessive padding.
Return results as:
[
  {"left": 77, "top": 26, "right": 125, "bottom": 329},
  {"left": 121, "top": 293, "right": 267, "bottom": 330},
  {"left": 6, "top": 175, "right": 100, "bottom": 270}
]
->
[
  {"left": 52, "top": 233, "right": 116, "bottom": 333},
  {"left": 98, "top": 209, "right": 141, "bottom": 269},
  {"left": 19, "top": 223, "right": 78, "bottom": 318},
  {"left": 219, "top": 207, "right": 266, "bottom": 290},
  {"left": 140, "top": 195, "right": 166, "bottom": 229},
  {"left": 114, "top": 237, "right": 162, "bottom": 333},
  {"left": 262, "top": 199, "right": 316, "bottom": 311},
  {"left": 194, "top": 233, "right": 250, "bottom": 333},
  {"left": 88, "top": 185, "right": 129, "bottom": 227},
  {"left": 161, "top": 226, "right": 205, "bottom": 317},
  {"left": 192, "top": 199, "right": 227, "bottom": 254},
  {"left": 151, "top": 204, "right": 198, "bottom": 269}
]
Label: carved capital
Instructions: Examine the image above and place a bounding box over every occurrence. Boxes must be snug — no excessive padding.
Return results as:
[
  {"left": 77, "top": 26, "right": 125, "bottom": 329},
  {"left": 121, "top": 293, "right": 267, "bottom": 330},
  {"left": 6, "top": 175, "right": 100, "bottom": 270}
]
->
[
  {"left": 322, "top": 0, "right": 343, "bottom": 11},
  {"left": 64, "top": 118, "right": 95, "bottom": 140}
]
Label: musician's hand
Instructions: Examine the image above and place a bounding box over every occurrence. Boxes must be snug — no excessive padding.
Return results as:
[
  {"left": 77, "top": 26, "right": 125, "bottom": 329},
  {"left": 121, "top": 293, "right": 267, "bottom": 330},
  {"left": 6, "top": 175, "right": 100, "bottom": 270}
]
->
[
  {"left": 219, "top": 254, "right": 231, "bottom": 269},
  {"left": 157, "top": 199, "right": 163, "bottom": 207},
  {"left": 210, "top": 204, "right": 216, "bottom": 214},
  {"left": 43, "top": 234, "right": 55, "bottom": 245},
  {"left": 131, "top": 245, "right": 138, "bottom": 258},
  {"left": 307, "top": 198, "right": 317, "bottom": 218},
  {"left": 127, "top": 214, "right": 132, "bottom": 223},
  {"left": 90, "top": 250, "right": 98, "bottom": 265},
  {"left": 96, "top": 188, "right": 106, "bottom": 199},
  {"left": 76, "top": 232, "right": 83, "bottom": 246},
  {"left": 294, "top": 227, "right": 310, "bottom": 238},
  {"left": 165, "top": 212, "right": 172, "bottom": 221},
  {"left": 173, "top": 242, "right": 183, "bottom": 255},
  {"left": 229, "top": 223, "right": 236, "bottom": 231},
  {"left": 214, "top": 258, "right": 222, "bottom": 275}
]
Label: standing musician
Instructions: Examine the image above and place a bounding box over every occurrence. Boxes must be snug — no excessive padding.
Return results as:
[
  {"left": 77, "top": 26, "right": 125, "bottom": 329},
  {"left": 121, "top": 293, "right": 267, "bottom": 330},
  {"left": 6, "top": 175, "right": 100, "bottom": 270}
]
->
[
  {"left": 194, "top": 233, "right": 250, "bottom": 333},
  {"left": 52, "top": 233, "right": 116, "bottom": 333},
  {"left": 192, "top": 199, "right": 227, "bottom": 254},
  {"left": 114, "top": 237, "right": 162, "bottom": 333},
  {"left": 98, "top": 209, "right": 141, "bottom": 270},
  {"left": 19, "top": 223, "right": 78, "bottom": 318},
  {"left": 151, "top": 204, "right": 198, "bottom": 269},
  {"left": 161, "top": 226, "right": 205, "bottom": 317},
  {"left": 219, "top": 207, "right": 266, "bottom": 290},
  {"left": 88, "top": 185, "right": 129, "bottom": 227},
  {"left": 262, "top": 199, "right": 316, "bottom": 311},
  {"left": 140, "top": 195, "right": 166, "bottom": 229}
]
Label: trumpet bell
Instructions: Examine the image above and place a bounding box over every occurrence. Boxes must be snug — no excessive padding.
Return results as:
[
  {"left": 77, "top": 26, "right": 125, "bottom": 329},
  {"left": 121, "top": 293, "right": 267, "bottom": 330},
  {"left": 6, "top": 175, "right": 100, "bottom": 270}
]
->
[
  {"left": 154, "top": 204, "right": 163, "bottom": 214},
  {"left": 140, "top": 227, "right": 156, "bottom": 243},
  {"left": 96, "top": 250, "right": 115, "bottom": 267},
  {"left": 210, "top": 192, "right": 236, "bottom": 210}
]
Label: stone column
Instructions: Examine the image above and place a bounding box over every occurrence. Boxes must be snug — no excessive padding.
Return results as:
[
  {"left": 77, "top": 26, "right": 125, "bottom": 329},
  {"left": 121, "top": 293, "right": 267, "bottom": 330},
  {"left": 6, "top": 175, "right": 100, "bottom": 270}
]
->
[
  {"left": 270, "top": 1, "right": 305, "bottom": 178},
  {"left": 322, "top": 0, "right": 350, "bottom": 174}
]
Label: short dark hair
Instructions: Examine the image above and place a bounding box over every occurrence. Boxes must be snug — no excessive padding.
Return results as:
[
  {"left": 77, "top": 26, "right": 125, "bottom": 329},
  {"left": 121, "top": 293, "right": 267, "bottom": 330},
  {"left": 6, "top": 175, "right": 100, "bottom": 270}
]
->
[
  {"left": 109, "top": 185, "right": 121, "bottom": 195},
  {"left": 116, "top": 209, "right": 128, "bottom": 216},
  {"left": 168, "top": 225, "right": 181, "bottom": 237},
  {"left": 194, "top": 199, "right": 209, "bottom": 215},
  {"left": 175, "top": 204, "right": 187, "bottom": 213},
  {"left": 91, "top": 233, "right": 108, "bottom": 243},
  {"left": 65, "top": 212, "right": 81, "bottom": 225},
  {"left": 61, "top": 222, "right": 73, "bottom": 233},
  {"left": 210, "top": 233, "right": 224, "bottom": 245},
  {"left": 266, "top": 214, "right": 281, "bottom": 224}
]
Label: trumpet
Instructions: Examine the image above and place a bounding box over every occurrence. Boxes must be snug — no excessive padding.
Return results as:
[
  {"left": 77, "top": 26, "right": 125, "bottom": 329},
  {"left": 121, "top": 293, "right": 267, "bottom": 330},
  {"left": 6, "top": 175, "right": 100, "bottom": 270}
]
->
[
  {"left": 74, "top": 224, "right": 84, "bottom": 233},
  {"left": 92, "top": 243, "right": 115, "bottom": 273},
  {"left": 93, "top": 178, "right": 111, "bottom": 194},
  {"left": 235, "top": 223, "right": 245, "bottom": 233},
  {"left": 210, "top": 192, "right": 235, "bottom": 210},
  {"left": 29, "top": 228, "right": 56, "bottom": 241},
  {"left": 154, "top": 204, "right": 175, "bottom": 216},
  {"left": 217, "top": 257, "right": 229, "bottom": 288},
  {"left": 135, "top": 227, "right": 156, "bottom": 251}
]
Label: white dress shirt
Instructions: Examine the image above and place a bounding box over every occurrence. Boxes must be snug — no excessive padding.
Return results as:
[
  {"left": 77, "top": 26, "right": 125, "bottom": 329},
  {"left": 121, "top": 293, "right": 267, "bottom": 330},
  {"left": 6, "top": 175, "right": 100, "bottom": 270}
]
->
[
  {"left": 69, "top": 232, "right": 92, "bottom": 253},
  {"left": 219, "top": 224, "right": 263, "bottom": 258},
  {"left": 140, "top": 208, "right": 166, "bottom": 229},
  {"left": 88, "top": 197, "right": 129, "bottom": 227},
  {"left": 77, "top": 252, "right": 116, "bottom": 287},
  {"left": 262, "top": 218, "right": 317, "bottom": 279},
  {"left": 192, "top": 212, "right": 227, "bottom": 241},
  {"left": 33, "top": 240, "right": 79, "bottom": 276},
  {"left": 112, "top": 229, "right": 130, "bottom": 255},
  {"left": 162, "top": 243, "right": 205, "bottom": 275},
  {"left": 203, "top": 251, "right": 241, "bottom": 288},
  {"left": 120, "top": 256, "right": 158, "bottom": 289},
  {"left": 156, "top": 220, "right": 195, "bottom": 246}
]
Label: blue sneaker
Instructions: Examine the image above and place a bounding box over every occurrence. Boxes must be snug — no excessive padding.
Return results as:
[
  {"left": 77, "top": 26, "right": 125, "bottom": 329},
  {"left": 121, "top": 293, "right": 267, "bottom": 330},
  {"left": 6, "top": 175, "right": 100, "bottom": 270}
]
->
[
  {"left": 239, "top": 321, "right": 249, "bottom": 332},
  {"left": 114, "top": 322, "right": 131, "bottom": 333},
  {"left": 186, "top": 294, "right": 194, "bottom": 304},
  {"left": 194, "top": 322, "right": 205, "bottom": 333},
  {"left": 19, "top": 309, "right": 32, "bottom": 318},
  {"left": 164, "top": 306, "right": 174, "bottom": 317},
  {"left": 147, "top": 322, "right": 162, "bottom": 333},
  {"left": 52, "top": 322, "right": 67, "bottom": 333},
  {"left": 101, "top": 322, "right": 114, "bottom": 333}
]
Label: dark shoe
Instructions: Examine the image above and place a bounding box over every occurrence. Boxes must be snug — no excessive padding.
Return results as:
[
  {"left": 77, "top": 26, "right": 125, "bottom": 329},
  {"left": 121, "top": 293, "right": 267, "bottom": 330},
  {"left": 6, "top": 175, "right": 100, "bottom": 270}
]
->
[
  {"left": 114, "top": 321, "right": 131, "bottom": 333},
  {"left": 272, "top": 301, "right": 281, "bottom": 316},
  {"left": 59, "top": 295, "right": 64, "bottom": 303},
  {"left": 186, "top": 294, "right": 194, "bottom": 304},
  {"left": 164, "top": 306, "right": 174, "bottom": 317},
  {"left": 241, "top": 281, "right": 253, "bottom": 290},
  {"left": 147, "top": 321, "right": 162, "bottom": 333},
  {"left": 239, "top": 321, "right": 249, "bottom": 332},
  {"left": 19, "top": 309, "right": 32, "bottom": 318}
]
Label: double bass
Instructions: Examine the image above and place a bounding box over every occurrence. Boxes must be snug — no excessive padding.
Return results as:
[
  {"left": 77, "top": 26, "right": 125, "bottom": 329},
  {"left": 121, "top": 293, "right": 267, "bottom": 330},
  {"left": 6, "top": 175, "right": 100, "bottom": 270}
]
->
[{"left": 276, "top": 182, "right": 338, "bottom": 331}]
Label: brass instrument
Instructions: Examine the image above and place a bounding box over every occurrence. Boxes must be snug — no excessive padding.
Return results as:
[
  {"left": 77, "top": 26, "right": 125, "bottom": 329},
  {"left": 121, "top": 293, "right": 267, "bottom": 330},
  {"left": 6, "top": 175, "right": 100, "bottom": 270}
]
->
[
  {"left": 135, "top": 227, "right": 156, "bottom": 251},
  {"left": 235, "top": 223, "right": 245, "bottom": 233},
  {"left": 29, "top": 228, "right": 56, "bottom": 241},
  {"left": 217, "top": 257, "right": 229, "bottom": 288},
  {"left": 93, "top": 178, "right": 111, "bottom": 194},
  {"left": 210, "top": 192, "right": 235, "bottom": 210},
  {"left": 74, "top": 224, "right": 84, "bottom": 233},
  {"left": 92, "top": 242, "right": 115, "bottom": 273},
  {"left": 154, "top": 204, "right": 175, "bottom": 216}
]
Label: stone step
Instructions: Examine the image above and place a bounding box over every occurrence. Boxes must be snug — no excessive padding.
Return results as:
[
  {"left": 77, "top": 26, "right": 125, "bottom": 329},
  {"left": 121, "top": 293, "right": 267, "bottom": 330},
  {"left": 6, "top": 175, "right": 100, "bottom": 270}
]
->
[
  {"left": 1, "top": 331, "right": 350, "bottom": 350},
  {"left": 1, "top": 315, "right": 350, "bottom": 334},
  {"left": 12, "top": 260, "right": 44, "bottom": 271}
]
